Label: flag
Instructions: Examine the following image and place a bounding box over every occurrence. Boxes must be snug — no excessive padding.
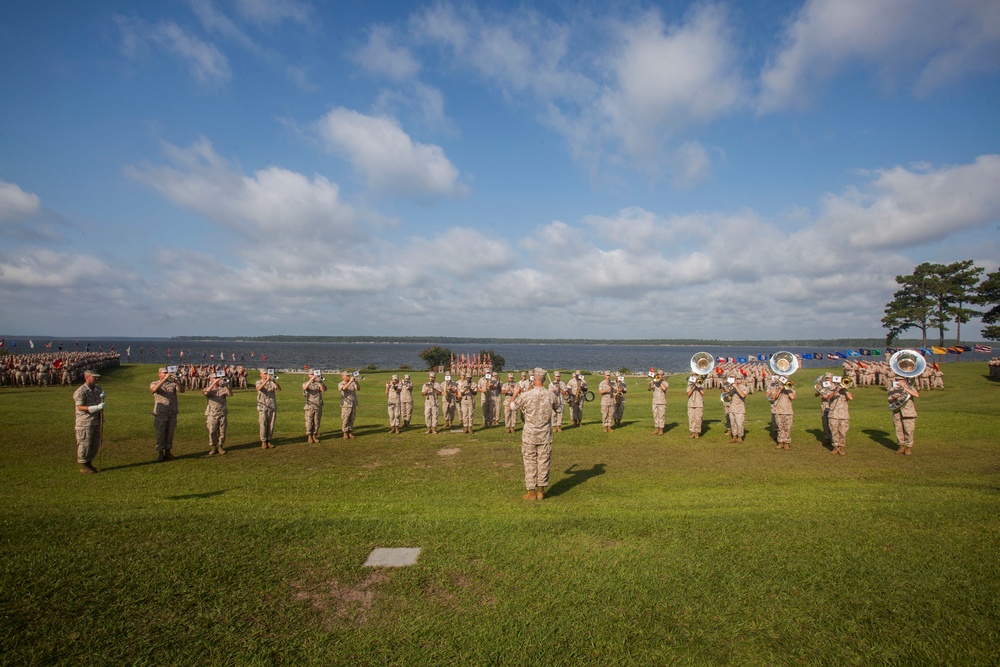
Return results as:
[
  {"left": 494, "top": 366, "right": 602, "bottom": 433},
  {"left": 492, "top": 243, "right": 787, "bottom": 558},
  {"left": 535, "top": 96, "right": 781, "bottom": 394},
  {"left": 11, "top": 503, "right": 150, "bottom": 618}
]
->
[
  {"left": 871, "top": 349, "right": 881, "bottom": 356},
  {"left": 974, "top": 344, "right": 992, "bottom": 353},
  {"left": 127, "top": 346, "right": 131, "bottom": 356},
  {"left": 931, "top": 346, "right": 947, "bottom": 355},
  {"left": 53, "top": 358, "right": 63, "bottom": 369},
  {"left": 29, "top": 340, "right": 34, "bottom": 349},
  {"left": 960, "top": 346, "right": 972, "bottom": 352},
  {"left": 737, "top": 356, "right": 747, "bottom": 363},
  {"left": 948, "top": 346, "right": 964, "bottom": 354},
  {"left": 45, "top": 341, "right": 52, "bottom": 350},
  {"left": 858, "top": 361, "right": 867, "bottom": 369},
  {"left": 12, "top": 340, "right": 16, "bottom": 348},
  {"left": 803, "top": 353, "right": 813, "bottom": 360},
  {"left": 716, "top": 356, "right": 725, "bottom": 363},
  {"left": 179, "top": 349, "right": 185, "bottom": 358},
  {"left": 0, "top": 339, "right": 4, "bottom": 347}
]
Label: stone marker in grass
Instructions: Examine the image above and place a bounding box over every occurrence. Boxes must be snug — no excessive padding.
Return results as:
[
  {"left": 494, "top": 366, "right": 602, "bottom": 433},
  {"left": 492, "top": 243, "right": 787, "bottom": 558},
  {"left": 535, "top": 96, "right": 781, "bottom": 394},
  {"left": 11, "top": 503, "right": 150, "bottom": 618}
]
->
[{"left": 364, "top": 547, "right": 421, "bottom": 567}]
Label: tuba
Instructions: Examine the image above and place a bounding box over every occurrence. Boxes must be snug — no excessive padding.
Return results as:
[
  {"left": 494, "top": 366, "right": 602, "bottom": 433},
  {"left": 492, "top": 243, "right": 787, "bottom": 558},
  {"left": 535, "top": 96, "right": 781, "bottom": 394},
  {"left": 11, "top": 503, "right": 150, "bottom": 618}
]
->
[
  {"left": 889, "top": 349, "right": 926, "bottom": 378},
  {"left": 690, "top": 352, "right": 716, "bottom": 376},
  {"left": 769, "top": 351, "right": 799, "bottom": 376}
]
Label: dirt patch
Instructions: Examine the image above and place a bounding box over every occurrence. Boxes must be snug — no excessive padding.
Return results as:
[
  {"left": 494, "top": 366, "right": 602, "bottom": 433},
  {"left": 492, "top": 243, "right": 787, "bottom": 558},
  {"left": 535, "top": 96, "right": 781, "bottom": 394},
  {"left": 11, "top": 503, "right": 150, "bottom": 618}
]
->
[
  {"left": 437, "top": 447, "right": 461, "bottom": 456},
  {"left": 291, "top": 569, "right": 392, "bottom": 627}
]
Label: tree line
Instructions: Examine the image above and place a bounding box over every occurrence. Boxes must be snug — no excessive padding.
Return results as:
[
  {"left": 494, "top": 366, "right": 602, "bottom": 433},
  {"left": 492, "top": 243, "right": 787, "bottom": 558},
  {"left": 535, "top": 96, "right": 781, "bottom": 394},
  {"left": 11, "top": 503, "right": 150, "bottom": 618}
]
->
[{"left": 882, "top": 261, "right": 1000, "bottom": 346}]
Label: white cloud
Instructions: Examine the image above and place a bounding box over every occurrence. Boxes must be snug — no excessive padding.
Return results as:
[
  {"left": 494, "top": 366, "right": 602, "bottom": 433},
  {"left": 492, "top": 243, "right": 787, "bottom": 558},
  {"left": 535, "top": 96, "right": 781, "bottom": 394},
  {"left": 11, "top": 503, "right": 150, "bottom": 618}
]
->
[
  {"left": 127, "top": 137, "right": 361, "bottom": 243},
  {"left": 0, "top": 247, "right": 126, "bottom": 288},
  {"left": 315, "top": 107, "right": 468, "bottom": 200},
  {"left": 233, "top": 0, "right": 312, "bottom": 26},
  {"left": 599, "top": 5, "right": 745, "bottom": 163},
  {"left": 117, "top": 15, "right": 230, "bottom": 86},
  {"left": 0, "top": 180, "right": 41, "bottom": 221},
  {"left": 759, "top": 0, "right": 1000, "bottom": 112},
  {"left": 354, "top": 24, "right": 420, "bottom": 81},
  {"left": 821, "top": 154, "right": 1000, "bottom": 249}
]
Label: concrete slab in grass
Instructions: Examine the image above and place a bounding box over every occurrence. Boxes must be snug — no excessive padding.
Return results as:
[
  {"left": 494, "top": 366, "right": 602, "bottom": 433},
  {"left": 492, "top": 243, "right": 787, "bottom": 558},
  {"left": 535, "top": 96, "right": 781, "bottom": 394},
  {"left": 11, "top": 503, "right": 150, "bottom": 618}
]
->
[{"left": 364, "top": 548, "right": 421, "bottom": 567}]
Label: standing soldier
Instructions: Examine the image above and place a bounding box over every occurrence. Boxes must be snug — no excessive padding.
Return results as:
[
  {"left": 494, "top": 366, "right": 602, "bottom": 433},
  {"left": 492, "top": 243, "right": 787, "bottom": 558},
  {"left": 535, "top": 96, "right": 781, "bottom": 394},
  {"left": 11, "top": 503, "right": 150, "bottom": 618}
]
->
[
  {"left": 303, "top": 371, "right": 327, "bottom": 443},
  {"left": 648, "top": 370, "right": 668, "bottom": 435},
  {"left": 73, "top": 369, "right": 104, "bottom": 474},
  {"left": 767, "top": 375, "right": 796, "bottom": 450},
  {"left": 441, "top": 374, "right": 457, "bottom": 428},
  {"left": 203, "top": 372, "right": 232, "bottom": 456},
  {"left": 502, "top": 372, "right": 518, "bottom": 433},
  {"left": 548, "top": 371, "right": 569, "bottom": 432},
  {"left": 613, "top": 375, "right": 627, "bottom": 426},
  {"left": 400, "top": 374, "right": 414, "bottom": 428},
  {"left": 686, "top": 374, "right": 705, "bottom": 438},
  {"left": 256, "top": 369, "right": 281, "bottom": 449},
  {"left": 567, "top": 371, "right": 587, "bottom": 427},
  {"left": 888, "top": 376, "right": 919, "bottom": 456},
  {"left": 510, "top": 368, "right": 562, "bottom": 500},
  {"left": 339, "top": 372, "right": 360, "bottom": 439},
  {"left": 478, "top": 372, "right": 495, "bottom": 427},
  {"left": 151, "top": 367, "right": 185, "bottom": 462},
  {"left": 815, "top": 373, "right": 835, "bottom": 446},
  {"left": 599, "top": 371, "right": 615, "bottom": 432},
  {"left": 386, "top": 374, "right": 403, "bottom": 434},
  {"left": 489, "top": 373, "right": 503, "bottom": 426},
  {"left": 421, "top": 371, "right": 441, "bottom": 434},
  {"left": 827, "top": 376, "right": 853, "bottom": 456},
  {"left": 726, "top": 376, "right": 748, "bottom": 444},
  {"left": 457, "top": 372, "right": 477, "bottom": 434}
]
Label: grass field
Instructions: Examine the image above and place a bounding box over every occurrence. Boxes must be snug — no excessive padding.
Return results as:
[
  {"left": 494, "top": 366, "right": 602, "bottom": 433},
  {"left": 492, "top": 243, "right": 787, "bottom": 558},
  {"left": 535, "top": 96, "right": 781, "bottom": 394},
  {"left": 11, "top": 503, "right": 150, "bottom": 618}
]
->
[{"left": 2, "top": 363, "right": 998, "bottom": 665}]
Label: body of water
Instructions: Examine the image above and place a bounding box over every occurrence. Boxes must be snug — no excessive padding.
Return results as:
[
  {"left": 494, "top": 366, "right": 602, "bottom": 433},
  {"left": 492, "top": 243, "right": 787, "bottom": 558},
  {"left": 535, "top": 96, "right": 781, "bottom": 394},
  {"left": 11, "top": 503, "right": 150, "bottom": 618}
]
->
[{"left": 20, "top": 338, "right": 864, "bottom": 374}]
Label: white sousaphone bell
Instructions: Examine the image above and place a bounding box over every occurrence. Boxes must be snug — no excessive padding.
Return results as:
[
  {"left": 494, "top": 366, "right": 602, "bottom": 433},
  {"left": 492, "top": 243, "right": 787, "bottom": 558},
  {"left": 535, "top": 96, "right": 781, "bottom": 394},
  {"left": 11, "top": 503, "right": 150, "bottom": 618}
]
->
[
  {"left": 768, "top": 351, "right": 799, "bottom": 388},
  {"left": 887, "top": 349, "right": 926, "bottom": 411},
  {"left": 689, "top": 352, "right": 715, "bottom": 388}
]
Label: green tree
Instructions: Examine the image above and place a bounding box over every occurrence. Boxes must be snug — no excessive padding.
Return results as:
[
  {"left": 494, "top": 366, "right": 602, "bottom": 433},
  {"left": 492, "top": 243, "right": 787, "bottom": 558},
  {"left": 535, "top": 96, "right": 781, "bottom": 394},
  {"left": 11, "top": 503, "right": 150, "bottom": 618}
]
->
[
  {"left": 882, "top": 265, "right": 936, "bottom": 347},
  {"left": 418, "top": 346, "right": 453, "bottom": 370},
  {"left": 941, "top": 260, "right": 984, "bottom": 345},
  {"left": 478, "top": 349, "right": 505, "bottom": 372},
  {"left": 978, "top": 269, "right": 1000, "bottom": 341}
]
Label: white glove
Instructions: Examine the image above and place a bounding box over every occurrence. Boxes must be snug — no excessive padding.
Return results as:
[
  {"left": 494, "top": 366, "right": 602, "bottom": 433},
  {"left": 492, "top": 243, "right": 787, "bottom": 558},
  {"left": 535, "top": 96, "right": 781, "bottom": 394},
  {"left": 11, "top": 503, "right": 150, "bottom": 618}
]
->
[{"left": 88, "top": 403, "right": 105, "bottom": 413}]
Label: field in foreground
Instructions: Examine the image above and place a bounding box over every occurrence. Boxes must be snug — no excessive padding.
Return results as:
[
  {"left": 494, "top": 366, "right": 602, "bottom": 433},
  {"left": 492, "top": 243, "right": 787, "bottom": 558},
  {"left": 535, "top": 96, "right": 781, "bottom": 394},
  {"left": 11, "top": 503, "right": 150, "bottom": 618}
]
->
[{"left": 1, "top": 364, "right": 998, "bottom": 666}]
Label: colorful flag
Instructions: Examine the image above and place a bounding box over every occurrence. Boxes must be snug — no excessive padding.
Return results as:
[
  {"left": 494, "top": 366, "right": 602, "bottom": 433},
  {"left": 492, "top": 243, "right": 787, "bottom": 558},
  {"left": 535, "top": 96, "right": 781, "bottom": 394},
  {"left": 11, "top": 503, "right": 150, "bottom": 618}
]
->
[
  {"left": 737, "top": 356, "right": 747, "bottom": 363},
  {"left": 947, "top": 346, "right": 964, "bottom": 354},
  {"left": 803, "top": 353, "right": 813, "bottom": 360},
  {"left": 45, "top": 341, "right": 52, "bottom": 350},
  {"left": 974, "top": 344, "right": 992, "bottom": 353},
  {"left": 0, "top": 339, "right": 4, "bottom": 347},
  {"left": 931, "top": 346, "right": 947, "bottom": 355},
  {"left": 960, "top": 345, "right": 972, "bottom": 352},
  {"left": 29, "top": 340, "right": 34, "bottom": 349}
]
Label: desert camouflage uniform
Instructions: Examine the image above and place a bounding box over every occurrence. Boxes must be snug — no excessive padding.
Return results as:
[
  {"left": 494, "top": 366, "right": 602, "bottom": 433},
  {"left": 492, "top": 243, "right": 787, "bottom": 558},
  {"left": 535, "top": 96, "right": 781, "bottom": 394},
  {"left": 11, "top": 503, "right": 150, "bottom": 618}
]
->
[{"left": 510, "top": 378, "right": 561, "bottom": 494}]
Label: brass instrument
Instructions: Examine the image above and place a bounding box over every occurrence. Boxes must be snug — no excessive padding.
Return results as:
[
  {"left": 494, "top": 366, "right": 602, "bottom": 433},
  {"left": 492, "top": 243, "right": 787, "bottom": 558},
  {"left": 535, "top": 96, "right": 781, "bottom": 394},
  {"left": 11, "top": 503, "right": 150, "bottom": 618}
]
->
[
  {"left": 768, "top": 351, "right": 799, "bottom": 376},
  {"left": 690, "top": 352, "right": 715, "bottom": 376},
  {"left": 840, "top": 376, "right": 854, "bottom": 389},
  {"left": 889, "top": 349, "right": 926, "bottom": 378}
]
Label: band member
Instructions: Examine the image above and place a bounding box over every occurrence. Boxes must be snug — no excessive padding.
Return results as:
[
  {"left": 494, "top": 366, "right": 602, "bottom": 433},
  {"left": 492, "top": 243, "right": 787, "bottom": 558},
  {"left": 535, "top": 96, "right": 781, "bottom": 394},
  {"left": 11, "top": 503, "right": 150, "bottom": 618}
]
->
[
  {"left": 303, "top": 371, "right": 327, "bottom": 443},
  {"left": 386, "top": 374, "right": 403, "bottom": 433},
  {"left": 256, "top": 370, "right": 281, "bottom": 449},
  {"left": 457, "top": 372, "right": 477, "bottom": 434},
  {"left": 478, "top": 372, "right": 496, "bottom": 427},
  {"left": 815, "top": 373, "right": 835, "bottom": 445},
  {"left": 151, "top": 367, "right": 185, "bottom": 461},
  {"left": 648, "top": 370, "right": 668, "bottom": 435},
  {"left": 502, "top": 372, "right": 518, "bottom": 433},
  {"left": 599, "top": 371, "right": 615, "bottom": 432},
  {"left": 548, "top": 371, "right": 569, "bottom": 432},
  {"left": 204, "top": 373, "right": 232, "bottom": 455},
  {"left": 339, "top": 372, "right": 359, "bottom": 439},
  {"left": 888, "top": 376, "right": 919, "bottom": 455},
  {"left": 421, "top": 372, "right": 441, "bottom": 434},
  {"left": 510, "top": 368, "right": 561, "bottom": 500},
  {"left": 613, "top": 375, "right": 627, "bottom": 426},
  {"left": 827, "top": 376, "right": 853, "bottom": 456},
  {"left": 766, "top": 375, "right": 795, "bottom": 450},
  {"left": 441, "top": 374, "right": 457, "bottom": 428},
  {"left": 726, "top": 377, "right": 748, "bottom": 443},
  {"left": 73, "top": 369, "right": 104, "bottom": 474},
  {"left": 567, "top": 371, "right": 587, "bottom": 427},
  {"left": 400, "top": 374, "right": 414, "bottom": 428},
  {"left": 686, "top": 375, "right": 704, "bottom": 438}
]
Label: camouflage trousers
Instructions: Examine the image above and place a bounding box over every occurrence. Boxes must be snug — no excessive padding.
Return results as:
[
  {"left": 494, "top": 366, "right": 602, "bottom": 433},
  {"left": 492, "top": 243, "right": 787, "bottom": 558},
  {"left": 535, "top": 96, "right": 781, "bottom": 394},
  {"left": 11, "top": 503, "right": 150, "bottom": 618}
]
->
[
  {"left": 207, "top": 413, "right": 227, "bottom": 447},
  {"left": 341, "top": 405, "right": 356, "bottom": 433},
  {"left": 652, "top": 403, "right": 666, "bottom": 429},
  {"left": 522, "top": 440, "right": 552, "bottom": 490},
  {"left": 258, "top": 408, "right": 276, "bottom": 442},
  {"left": 154, "top": 414, "right": 177, "bottom": 452},
  {"left": 729, "top": 412, "right": 746, "bottom": 438},
  {"left": 424, "top": 402, "right": 438, "bottom": 429},
  {"left": 774, "top": 413, "right": 793, "bottom": 444},
  {"left": 387, "top": 402, "right": 401, "bottom": 428},
  {"left": 688, "top": 406, "right": 703, "bottom": 434},
  {"left": 892, "top": 413, "right": 915, "bottom": 449},
  {"left": 830, "top": 417, "right": 849, "bottom": 448},
  {"left": 460, "top": 397, "right": 475, "bottom": 428},
  {"left": 76, "top": 423, "right": 101, "bottom": 464},
  {"left": 304, "top": 406, "right": 322, "bottom": 435}
]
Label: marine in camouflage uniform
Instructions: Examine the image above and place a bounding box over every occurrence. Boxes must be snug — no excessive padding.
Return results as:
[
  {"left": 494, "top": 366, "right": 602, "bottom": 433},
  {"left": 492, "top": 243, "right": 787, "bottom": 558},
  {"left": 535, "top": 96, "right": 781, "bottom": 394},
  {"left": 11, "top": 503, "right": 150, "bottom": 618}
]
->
[
  {"left": 386, "top": 375, "right": 403, "bottom": 433},
  {"left": 303, "top": 373, "right": 327, "bottom": 443},
  {"left": 598, "top": 372, "right": 615, "bottom": 431},
  {"left": 73, "top": 370, "right": 104, "bottom": 474},
  {"left": 421, "top": 372, "right": 441, "bottom": 434},
  {"left": 478, "top": 373, "right": 496, "bottom": 427},
  {"left": 726, "top": 377, "right": 748, "bottom": 443},
  {"left": 151, "top": 367, "right": 185, "bottom": 461},
  {"left": 203, "top": 375, "right": 232, "bottom": 455},
  {"left": 567, "top": 371, "right": 587, "bottom": 427},
  {"left": 502, "top": 373, "right": 518, "bottom": 432},
  {"left": 457, "top": 373, "right": 477, "bottom": 434},
  {"left": 767, "top": 377, "right": 795, "bottom": 449},
  {"left": 613, "top": 375, "right": 627, "bottom": 426},
  {"left": 339, "top": 373, "right": 359, "bottom": 439},
  {"left": 648, "top": 371, "right": 667, "bottom": 435},
  {"left": 827, "top": 381, "right": 852, "bottom": 456},
  {"left": 510, "top": 368, "right": 562, "bottom": 500},
  {"left": 686, "top": 375, "right": 704, "bottom": 438},
  {"left": 400, "top": 375, "right": 414, "bottom": 427},
  {"left": 256, "top": 371, "right": 281, "bottom": 449},
  {"left": 441, "top": 376, "right": 457, "bottom": 427},
  {"left": 888, "top": 377, "right": 919, "bottom": 455},
  {"left": 548, "top": 371, "right": 569, "bottom": 432}
]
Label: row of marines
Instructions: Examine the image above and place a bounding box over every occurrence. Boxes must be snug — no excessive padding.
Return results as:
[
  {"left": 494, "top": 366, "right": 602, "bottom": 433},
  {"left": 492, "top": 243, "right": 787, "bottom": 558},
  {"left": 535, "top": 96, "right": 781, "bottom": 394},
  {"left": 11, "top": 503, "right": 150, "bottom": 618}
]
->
[{"left": 1, "top": 351, "right": 120, "bottom": 387}]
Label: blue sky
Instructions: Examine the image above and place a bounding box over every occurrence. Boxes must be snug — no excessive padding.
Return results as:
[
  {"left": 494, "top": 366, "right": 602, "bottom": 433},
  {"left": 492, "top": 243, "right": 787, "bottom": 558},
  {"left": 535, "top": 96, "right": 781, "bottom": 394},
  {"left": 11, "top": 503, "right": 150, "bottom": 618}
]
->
[{"left": 1, "top": 0, "right": 998, "bottom": 340}]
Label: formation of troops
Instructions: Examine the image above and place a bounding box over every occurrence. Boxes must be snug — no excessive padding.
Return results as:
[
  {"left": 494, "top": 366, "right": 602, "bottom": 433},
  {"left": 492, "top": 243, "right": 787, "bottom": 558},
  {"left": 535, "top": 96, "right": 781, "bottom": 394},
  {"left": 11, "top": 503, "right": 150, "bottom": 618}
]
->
[{"left": 0, "top": 348, "right": 976, "bottom": 496}]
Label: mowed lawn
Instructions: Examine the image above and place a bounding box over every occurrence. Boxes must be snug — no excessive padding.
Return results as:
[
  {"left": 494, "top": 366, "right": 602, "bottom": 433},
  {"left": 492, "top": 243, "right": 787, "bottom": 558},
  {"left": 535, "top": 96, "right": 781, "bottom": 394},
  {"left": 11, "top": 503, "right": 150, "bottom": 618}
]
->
[{"left": 1, "top": 363, "right": 998, "bottom": 666}]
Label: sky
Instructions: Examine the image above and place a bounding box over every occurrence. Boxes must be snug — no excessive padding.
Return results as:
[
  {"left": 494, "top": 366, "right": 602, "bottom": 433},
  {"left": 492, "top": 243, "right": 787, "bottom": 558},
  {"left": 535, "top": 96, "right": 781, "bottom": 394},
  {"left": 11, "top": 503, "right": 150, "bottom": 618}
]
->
[{"left": 1, "top": 0, "right": 999, "bottom": 340}]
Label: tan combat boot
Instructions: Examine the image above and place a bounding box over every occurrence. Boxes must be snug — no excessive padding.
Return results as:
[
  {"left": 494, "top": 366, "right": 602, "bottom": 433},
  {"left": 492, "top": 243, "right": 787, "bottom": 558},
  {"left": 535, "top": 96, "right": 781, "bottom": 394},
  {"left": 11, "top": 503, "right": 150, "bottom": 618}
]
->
[{"left": 523, "top": 487, "right": 537, "bottom": 500}]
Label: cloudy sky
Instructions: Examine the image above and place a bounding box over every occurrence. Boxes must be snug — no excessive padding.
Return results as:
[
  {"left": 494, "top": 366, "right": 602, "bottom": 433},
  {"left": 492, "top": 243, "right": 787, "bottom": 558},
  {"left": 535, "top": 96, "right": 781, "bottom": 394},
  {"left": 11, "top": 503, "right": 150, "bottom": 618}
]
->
[{"left": 2, "top": 0, "right": 998, "bottom": 340}]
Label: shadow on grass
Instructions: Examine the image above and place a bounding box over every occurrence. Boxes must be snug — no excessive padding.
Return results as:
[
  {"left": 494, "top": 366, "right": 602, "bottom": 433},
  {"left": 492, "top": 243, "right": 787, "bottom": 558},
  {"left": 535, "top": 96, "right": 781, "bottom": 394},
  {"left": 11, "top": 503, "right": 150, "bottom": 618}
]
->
[
  {"left": 805, "top": 428, "right": 833, "bottom": 451},
  {"left": 546, "top": 463, "right": 606, "bottom": 499},
  {"left": 165, "top": 489, "right": 229, "bottom": 500},
  {"left": 863, "top": 428, "right": 898, "bottom": 450},
  {"left": 701, "top": 418, "right": 722, "bottom": 436},
  {"left": 662, "top": 421, "right": 681, "bottom": 434}
]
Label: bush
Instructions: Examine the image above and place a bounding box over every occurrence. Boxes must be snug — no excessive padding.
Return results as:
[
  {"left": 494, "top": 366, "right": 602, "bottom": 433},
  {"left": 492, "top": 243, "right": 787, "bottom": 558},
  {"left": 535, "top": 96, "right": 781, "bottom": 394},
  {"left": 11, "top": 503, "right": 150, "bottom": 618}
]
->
[{"left": 418, "top": 346, "right": 453, "bottom": 370}]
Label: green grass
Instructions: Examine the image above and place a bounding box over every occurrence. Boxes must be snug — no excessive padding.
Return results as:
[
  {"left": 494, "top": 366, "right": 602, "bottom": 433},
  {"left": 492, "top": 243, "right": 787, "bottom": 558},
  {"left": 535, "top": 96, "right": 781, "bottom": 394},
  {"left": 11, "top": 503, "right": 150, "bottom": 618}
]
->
[{"left": 2, "top": 364, "right": 999, "bottom": 665}]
